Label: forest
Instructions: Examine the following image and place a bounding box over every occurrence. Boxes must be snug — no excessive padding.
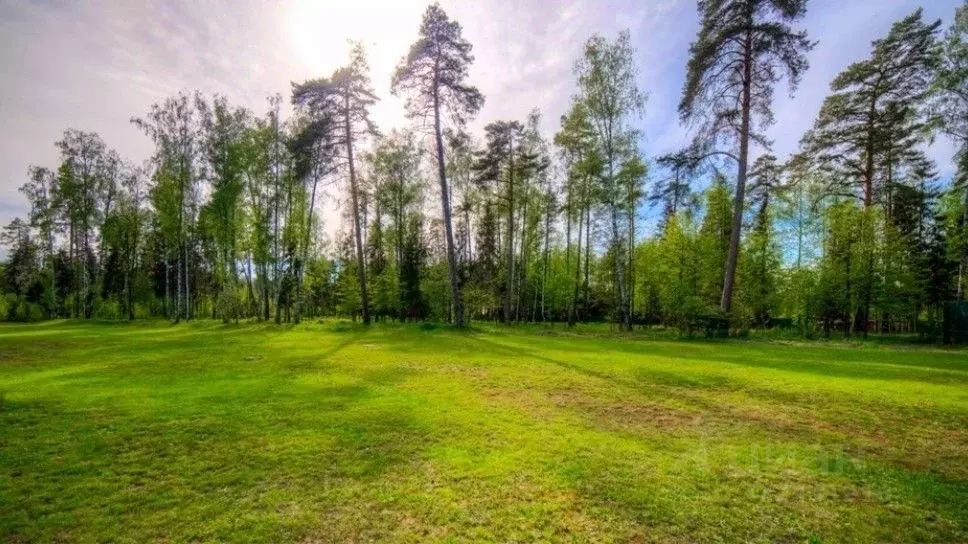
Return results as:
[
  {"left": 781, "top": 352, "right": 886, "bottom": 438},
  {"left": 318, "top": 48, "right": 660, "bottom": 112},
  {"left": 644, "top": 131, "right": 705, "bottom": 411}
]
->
[{"left": 3, "top": 0, "right": 968, "bottom": 340}]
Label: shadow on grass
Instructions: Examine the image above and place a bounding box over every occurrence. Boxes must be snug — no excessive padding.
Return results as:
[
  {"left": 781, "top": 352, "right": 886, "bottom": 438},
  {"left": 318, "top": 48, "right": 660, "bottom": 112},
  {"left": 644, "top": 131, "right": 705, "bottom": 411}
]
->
[
  {"left": 0, "top": 342, "right": 431, "bottom": 542},
  {"left": 447, "top": 337, "right": 968, "bottom": 542},
  {"left": 475, "top": 330, "right": 968, "bottom": 386}
]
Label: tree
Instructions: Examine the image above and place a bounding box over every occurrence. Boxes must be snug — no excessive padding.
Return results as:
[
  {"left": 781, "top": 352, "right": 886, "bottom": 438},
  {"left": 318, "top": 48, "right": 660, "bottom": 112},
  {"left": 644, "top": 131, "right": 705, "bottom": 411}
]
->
[
  {"left": 101, "top": 163, "right": 148, "bottom": 320},
  {"left": 802, "top": 9, "right": 939, "bottom": 336},
  {"left": 366, "top": 130, "right": 425, "bottom": 320},
  {"left": 446, "top": 130, "right": 477, "bottom": 271},
  {"left": 293, "top": 43, "right": 378, "bottom": 324},
  {"left": 392, "top": 2, "right": 485, "bottom": 327},
  {"left": 619, "top": 155, "right": 647, "bottom": 321},
  {"left": 475, "top": 120, "right": 538, "bottom": 322},
  {"left": 289, "top": 100, "right": 338, "bottom": 324},
  {"left": 680, "top": 0, "right": 813, "bottom": 316},
  {"left": 932, "top": 0, "right": 968, "bottom": 297},
  {"left": 197, "top": 95, "right": 251, "bottom": 322},
  {"left": 803, "top": 9, "right": 939, "bottom": 207},
  {"left": 0, "top": 218, "right": 41, "bottom": 301},
  {"left": 741, "top": 155, "right": 783, "bottom": 325},
  {"left": 575, "top": 30, "right": 646, "bottom": 331},
  {"left": 748, "top": 154, "right": 782, "bottom": 229},
  {"left": 516, "top": 110, "right": 552, "bottom": 321},
  {"left": 555, "top": 101, "right": 600, "bottom": 326},
  {"left": 697, "top": 176, "right": 734, "bottom": 308},
  {"left": 932, "top": 0, "right": 968, "bottom": 171},
  {"left": 653, "top": 151, "right": 700, "bottom": 228},
  {"left": 238, "top": 118, "right": 277, "bottom": 320},
  {"left": 20, "top": 166, "right": 59, "bottom": 316},
  {"left": 133, "top": 93, "right": 203, "bottom": 322},
  {"left": 52, "top": 130, "right": 123, "bottom": 318}
]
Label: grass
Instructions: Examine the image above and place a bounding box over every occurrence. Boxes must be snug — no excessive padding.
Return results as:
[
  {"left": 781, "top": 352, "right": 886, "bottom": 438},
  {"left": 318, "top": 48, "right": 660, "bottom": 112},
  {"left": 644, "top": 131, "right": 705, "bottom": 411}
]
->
[{"left": 0, "top": 320, "right": 966, "bottom": 543}]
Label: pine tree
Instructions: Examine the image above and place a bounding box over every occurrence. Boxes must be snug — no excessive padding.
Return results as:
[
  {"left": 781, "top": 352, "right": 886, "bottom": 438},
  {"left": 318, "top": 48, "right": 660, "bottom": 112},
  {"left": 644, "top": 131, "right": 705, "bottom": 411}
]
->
[
  {"left": 932, "top": 0, "right": 968, "bottom": 298},
  {"left": 802, "top": 9, "right": 940, "bottom": 207},
  {"left": 392, "top": 2, "right": 484, "bottom": 327},
  {"left": 680, "top": 0, "right": 813, "bottom": 316},
  {"left": 802, "top": 9, "right": 939, "bottom": 336},
  {"left": 475, "top": 120, "right": 537, "bottom": 322},
  {"left": 292, "top": 44, "right": 379, "bottom": 324},
  {"left": 653, "top": 151, "right": 699, "bottom": 228}
]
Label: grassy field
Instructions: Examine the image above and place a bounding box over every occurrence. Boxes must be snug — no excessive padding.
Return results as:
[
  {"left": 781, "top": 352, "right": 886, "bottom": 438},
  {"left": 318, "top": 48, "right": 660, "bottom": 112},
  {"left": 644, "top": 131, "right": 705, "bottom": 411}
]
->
[{"left": 0, "top": 321, "right": 966, "bottom": 543}]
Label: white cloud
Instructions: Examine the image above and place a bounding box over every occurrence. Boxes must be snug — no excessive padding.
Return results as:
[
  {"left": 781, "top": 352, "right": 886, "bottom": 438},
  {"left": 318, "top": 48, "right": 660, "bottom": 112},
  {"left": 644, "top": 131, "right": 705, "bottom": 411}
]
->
[{"left": 0, "top": 0, "right": 964, "bottom": 243}]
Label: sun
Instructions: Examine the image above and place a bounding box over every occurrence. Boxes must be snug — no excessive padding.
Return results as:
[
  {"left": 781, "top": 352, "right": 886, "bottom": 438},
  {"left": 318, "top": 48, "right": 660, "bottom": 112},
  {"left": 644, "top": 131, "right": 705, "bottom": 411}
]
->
[
  {"left": 285, "top": 0, "right": 425, "bottom": 75},
  {"left": 286, "top": 0, "right": 343, "bottom": 73}
]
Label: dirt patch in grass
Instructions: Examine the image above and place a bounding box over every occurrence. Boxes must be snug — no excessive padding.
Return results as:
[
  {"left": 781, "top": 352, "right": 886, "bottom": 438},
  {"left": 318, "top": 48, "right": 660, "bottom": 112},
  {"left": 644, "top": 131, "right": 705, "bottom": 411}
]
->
[{"left": 477, "top": 384, "right": 703, "bottom": 434}]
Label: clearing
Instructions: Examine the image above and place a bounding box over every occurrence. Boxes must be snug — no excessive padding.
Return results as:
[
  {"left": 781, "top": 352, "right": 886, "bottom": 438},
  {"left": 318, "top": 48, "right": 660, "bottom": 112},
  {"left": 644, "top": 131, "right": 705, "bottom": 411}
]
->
[{"left": 0, "top": 321, "right": 966, "bottom": 542}]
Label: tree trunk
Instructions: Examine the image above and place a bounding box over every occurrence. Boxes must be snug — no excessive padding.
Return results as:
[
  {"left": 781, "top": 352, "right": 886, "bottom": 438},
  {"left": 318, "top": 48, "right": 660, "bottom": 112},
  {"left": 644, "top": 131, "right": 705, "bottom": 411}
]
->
[
  {"left": 628, "top": 191, "right": 635, "bottom": 326},
  {"left": 844, "top": 238, "right": 853, "bottom": 338},
  {"left": 584, "top": 203, "right": 592, "bottom": 317},
  {"left": 345, "top": 98, "right": 370, "bottom": 325},
  {"left": 184, "top": 239, "right": 190, "bottom": 321},
  {"left": 83, "top": 228, "right": 91, "bottom": 319},
  {"left": 541, "top": 194, "right": 551, "bottom": 322},
  {"left": 504, "top": 143, "right": 515, "bottom": 324},
  {"left": 296, "top": 172, "right": 319, "bottom": 325},
  {"left": 164, "top": 257, "right": 170, "bottom": 320},
  {"left": 465, "top": 203, "right": 472, "bottom": 264},
  {"left": 68, "top": 222, "right": 75, "bottom": 318},
  {"left": 262, "top": 262, "right": 270, "bottom": 321},
  {"left": 273, "top": 109, "right": 283, "bottom": 326},
  {"left": 125, "top": 272, "right": 132, "bottom": 321},
  {"left": 433, "top": 87, "right": 464, "bottom": 327},
  {"left": 49, "top": 234, "right": 56, "bottom": 319},
  {"left": 175, "top": 249, "right": 182, "bottom": 324},
  {"left": 861, "top": 212, "right": 874, "bottom": 339},
  {"left": 245, "top": 254, "right": 255, "bottom": 317},
  {"left": 610, "top": 202, "right": 630, "bottom": 331},
  {"left": 517, "top": 188, "right": 528, "bottom": 322},
  {"left": 569, "top": 197, "right": 584, "bottom": 327},
  {"left": 128, "top": 223, "right": 138, "bottom": 321},
  {"left": 961, "top": 191, "right": 968, "bottom": 300},
  {"left": 720, "top": 26, "right": 753, "bottom": 317}
]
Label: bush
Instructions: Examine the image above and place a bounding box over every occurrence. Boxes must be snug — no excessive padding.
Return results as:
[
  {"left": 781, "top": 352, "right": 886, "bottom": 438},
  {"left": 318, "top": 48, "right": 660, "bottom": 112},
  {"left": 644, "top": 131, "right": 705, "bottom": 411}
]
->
[
  {"left": 94, "top": 297, "right": 122, "bottom": 320},
  {"left": 0, "top": 294, "right": 12, "bottom": 320},
  {"left": 216, "top": 290, "right": 242, "bottom": 322},
  {"left": 28, "top": 302, "right": 44, "bottom": 322},
  {"left": 2, "top": 294, "right": 45, "bottom": 322}
]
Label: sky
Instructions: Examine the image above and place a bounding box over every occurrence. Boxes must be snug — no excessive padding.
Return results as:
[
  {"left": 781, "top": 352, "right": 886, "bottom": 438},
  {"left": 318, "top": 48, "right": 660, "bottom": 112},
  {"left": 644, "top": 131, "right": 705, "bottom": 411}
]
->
[{"left": 0, "top": 0, "right": 964, "bottom": 242}]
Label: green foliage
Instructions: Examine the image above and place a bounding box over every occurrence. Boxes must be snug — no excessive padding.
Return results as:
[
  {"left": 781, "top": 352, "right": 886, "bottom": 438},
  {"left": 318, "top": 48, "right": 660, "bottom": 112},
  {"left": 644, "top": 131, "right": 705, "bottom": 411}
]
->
[
  {"left": 1, "top": 3, "right": 967, "bottom": 342},
  {"left": 802, "top": 9, "right": 940, "bottom": 205},
  {"left": 680, "top": 0, "right": 813, "bottom": 141},
  {"left": 2, "top": 294, "right": 44, "bottom": 322},
  {"left": 697, "top": 178, "right": 733, "bottom": 305},
  {"left": 573, "top": 30, "right": 646, "bottom": 330}
]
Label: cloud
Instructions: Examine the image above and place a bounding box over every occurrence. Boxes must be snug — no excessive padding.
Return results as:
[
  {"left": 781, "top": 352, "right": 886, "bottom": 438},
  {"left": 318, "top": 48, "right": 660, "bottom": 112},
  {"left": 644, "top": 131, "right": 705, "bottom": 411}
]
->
[{"left": 0, "top": 0, "right": 964, "bottom": 245}]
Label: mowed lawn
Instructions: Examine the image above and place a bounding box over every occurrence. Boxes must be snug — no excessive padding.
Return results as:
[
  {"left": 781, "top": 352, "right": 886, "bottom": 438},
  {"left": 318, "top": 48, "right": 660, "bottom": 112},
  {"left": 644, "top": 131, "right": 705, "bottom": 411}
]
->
[{"left": 1, "top": 321, "right": 967, "bottom": 543}]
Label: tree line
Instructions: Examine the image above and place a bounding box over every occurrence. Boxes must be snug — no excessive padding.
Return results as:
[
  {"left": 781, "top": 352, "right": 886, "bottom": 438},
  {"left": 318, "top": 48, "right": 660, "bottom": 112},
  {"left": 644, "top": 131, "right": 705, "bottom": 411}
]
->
[{"left": 3, "top": 0, "right": 968, "bottom": 339}]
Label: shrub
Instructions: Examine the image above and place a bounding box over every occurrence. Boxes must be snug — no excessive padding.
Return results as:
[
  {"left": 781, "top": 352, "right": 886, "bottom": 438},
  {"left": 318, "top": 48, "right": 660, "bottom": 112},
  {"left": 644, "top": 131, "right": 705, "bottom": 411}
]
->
[
  {"left": 94, "top": 297, "right": 122, "bottom": 320},
  {"left": 2, "top": 294, "right": 44, "bottom": 322},
  {"left": 216, "top": 290, "right": 242, "bottom": 322}
]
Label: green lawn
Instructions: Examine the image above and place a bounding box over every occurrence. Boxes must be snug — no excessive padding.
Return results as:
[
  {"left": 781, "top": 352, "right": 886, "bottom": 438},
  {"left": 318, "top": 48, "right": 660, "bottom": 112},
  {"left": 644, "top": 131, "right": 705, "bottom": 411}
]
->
[{"left": 1, "top": 321, "right": 966, "bottom": 543}]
